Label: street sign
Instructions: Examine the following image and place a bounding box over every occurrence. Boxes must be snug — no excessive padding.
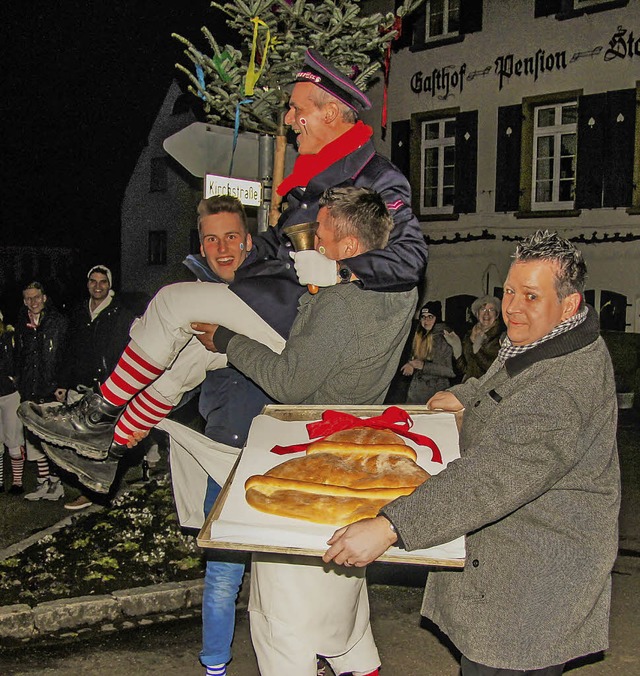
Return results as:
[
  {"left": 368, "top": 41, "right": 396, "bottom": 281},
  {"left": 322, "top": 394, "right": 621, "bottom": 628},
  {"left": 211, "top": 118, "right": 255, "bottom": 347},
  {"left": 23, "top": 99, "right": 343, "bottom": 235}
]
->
[{"left": 204, "top": 174, "right": 263, "bottom": 207}]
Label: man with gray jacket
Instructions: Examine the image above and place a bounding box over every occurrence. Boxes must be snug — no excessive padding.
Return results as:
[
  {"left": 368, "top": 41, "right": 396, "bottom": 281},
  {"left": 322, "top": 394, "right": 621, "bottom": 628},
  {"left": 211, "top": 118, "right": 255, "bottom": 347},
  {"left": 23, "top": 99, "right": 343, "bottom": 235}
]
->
[
  {"left": 324, "top": 231, "right": 620, "bottom": 676},
  {"left": 208, "top": 187, "right": 417, "bottom": 676}
]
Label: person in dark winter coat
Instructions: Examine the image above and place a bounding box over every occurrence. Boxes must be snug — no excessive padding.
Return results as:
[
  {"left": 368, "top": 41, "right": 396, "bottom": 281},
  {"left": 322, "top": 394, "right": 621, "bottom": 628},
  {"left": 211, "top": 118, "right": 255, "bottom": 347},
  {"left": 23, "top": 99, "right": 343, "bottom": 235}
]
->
[
  {"left": 14, "top": 282, "right": 67, "bottom": 501},
  {"left": 55, "top": 265, "right": 136, "bottom": 400},
  {"left": 56, "top": 265, "right": 136, "bottom": 511},
  {"left": 15, "top": 283, "right": 67, "bottom": 403},
  {"left": 401, "top": 301, "right": 455, "bottom": 404}
]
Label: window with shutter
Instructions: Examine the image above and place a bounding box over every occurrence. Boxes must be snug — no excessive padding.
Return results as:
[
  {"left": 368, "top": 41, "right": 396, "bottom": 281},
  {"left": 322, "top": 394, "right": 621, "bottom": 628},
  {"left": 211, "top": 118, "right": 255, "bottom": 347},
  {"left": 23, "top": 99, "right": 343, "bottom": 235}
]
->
[
  {"left": 417, "top": 117, "right": 456, "bottom": 215},
  {"left": 425, "top": 0, "right": 460, "bottom": 41},
  {"left": 407, "top": 0, "right": 482, "bottom": 51},
  {"left": 531, "top": 102, "right": 577, "bottom": 210},
  {"left": 410, "top": 109, "right": 478, "bottom": 218},
  {"left": 511, "top": 88, "right": 635, "bottom": 216}
]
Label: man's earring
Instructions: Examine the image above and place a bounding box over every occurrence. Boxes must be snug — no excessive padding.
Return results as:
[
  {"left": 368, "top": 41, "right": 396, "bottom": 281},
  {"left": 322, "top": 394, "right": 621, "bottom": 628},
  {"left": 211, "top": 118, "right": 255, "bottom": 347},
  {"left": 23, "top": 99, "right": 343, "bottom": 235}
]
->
[{"left": 239, "top": 243, "right": 244, "bottom": 250}]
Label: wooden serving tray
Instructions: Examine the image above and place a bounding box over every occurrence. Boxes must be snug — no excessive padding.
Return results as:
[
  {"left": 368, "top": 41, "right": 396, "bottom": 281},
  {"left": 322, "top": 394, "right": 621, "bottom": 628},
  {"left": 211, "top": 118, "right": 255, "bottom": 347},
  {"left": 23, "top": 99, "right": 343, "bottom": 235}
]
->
[{"left": 197, "top": 405, "right": 465, "bottom": 567}]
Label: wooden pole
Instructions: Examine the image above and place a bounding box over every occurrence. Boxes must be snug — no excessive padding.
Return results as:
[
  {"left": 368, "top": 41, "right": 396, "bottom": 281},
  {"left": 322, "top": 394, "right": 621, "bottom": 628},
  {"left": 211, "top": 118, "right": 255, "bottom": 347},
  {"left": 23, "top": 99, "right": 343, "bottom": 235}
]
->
[{"left": 269, "top": 111, "right": 287, "bottom": 226}]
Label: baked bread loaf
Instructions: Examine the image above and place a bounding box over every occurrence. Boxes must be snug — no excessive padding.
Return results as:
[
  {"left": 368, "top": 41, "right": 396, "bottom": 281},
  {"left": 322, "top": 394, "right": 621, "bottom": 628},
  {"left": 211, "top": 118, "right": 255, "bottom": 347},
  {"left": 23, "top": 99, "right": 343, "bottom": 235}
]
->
[{"left": 245, "top": 426, "right": 430, "bottom": 525}]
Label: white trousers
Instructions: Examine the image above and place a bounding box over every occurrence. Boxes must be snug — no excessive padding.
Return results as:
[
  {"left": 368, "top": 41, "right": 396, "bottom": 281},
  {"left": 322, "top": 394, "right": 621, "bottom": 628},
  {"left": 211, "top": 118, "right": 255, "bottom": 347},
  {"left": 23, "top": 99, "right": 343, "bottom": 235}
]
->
[
  {"left": 0, "top": 391, "right": 24, "bottom": 453},
  {"left": 129, "top": 282, "right": 286, "bottom": 405},
  {"left": 249, "top": 553, "right": 380, "bottom": 676}
]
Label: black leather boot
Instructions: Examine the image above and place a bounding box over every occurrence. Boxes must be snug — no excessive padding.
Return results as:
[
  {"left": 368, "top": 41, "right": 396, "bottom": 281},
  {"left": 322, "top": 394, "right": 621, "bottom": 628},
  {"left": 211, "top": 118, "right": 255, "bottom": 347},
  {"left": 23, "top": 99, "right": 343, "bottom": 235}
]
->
[
  {"left": 18, "top": 392, "right": 123, "bottom": 459},
  {"left": 42, "top": 442, "right": 122, "bottom": 494}
]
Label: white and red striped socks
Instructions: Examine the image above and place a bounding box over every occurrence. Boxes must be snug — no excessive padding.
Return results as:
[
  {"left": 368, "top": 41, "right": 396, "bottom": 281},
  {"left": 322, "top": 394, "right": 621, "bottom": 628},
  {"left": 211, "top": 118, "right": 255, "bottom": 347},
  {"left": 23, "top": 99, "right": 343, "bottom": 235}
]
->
[
  {"left": 100, "top": 343, "right": 165, "bottom": 408},
  {"left": 10, "top": 449, "right": 25, "bottom": 487},
  {"left": 113, "top": 387, "right": 173, "bottom": 446},
  {"left": 36, "top": 457, "right": 51, "bottom": 479}
]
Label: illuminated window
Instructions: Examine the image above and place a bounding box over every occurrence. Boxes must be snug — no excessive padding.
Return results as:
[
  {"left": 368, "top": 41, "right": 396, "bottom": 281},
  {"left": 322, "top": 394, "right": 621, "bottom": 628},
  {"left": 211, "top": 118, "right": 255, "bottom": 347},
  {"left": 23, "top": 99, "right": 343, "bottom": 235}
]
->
[
  {"left": 425, "top": 0, "right": 460, "bottom": 40},
  {"left": 531, "top": 102, "right": 577, "bottom": 210},
  {"left": 420, "top": 118, "right": 456, "bottom": 214}
]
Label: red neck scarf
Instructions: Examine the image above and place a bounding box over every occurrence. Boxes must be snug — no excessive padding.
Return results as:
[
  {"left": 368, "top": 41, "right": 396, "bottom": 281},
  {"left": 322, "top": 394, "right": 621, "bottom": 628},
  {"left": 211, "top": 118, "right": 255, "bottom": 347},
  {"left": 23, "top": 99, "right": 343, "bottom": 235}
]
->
[
  {"left": 270, "top": 406, "right": 443, "bottom": 464},
  {"left": 276, "top": 121, "right": 373, "bottom": 197}
]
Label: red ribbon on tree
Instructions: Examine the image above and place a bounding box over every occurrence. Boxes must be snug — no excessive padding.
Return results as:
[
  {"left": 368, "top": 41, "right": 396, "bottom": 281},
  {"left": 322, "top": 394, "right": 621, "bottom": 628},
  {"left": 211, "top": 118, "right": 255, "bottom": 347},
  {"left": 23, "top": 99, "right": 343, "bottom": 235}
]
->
[
  {"left": 382, "top": 15, "right": 403, "bottom": 133},
  {"left": 270, "top": 406, "right": 443, "bottom": 464}
]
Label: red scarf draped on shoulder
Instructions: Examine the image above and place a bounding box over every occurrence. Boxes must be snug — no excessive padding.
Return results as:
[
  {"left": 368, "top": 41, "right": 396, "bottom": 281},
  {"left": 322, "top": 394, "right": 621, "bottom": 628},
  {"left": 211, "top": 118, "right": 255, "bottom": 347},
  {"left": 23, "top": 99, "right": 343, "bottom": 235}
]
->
[{"left": 276, "top": 121, "right": 373, "bottom": 197}]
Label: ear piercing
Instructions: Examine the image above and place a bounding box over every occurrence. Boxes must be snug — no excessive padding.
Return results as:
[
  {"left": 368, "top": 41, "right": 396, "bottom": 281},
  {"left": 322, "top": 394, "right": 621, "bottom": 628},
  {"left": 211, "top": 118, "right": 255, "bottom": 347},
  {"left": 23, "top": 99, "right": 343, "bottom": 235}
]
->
[
  {"left": 299, "top": 117, "right": 307, "bottom": 126},
  {"left": 318, "top": 245, "right": 326, "bottom": 255}
]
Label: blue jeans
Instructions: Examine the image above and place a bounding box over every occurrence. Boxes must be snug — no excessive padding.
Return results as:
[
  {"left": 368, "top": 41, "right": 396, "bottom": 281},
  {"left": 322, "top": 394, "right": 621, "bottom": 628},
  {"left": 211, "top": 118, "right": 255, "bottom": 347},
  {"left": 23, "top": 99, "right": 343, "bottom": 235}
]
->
[{"left": 200, "top": 476, "right": 246, "bottom": 667}]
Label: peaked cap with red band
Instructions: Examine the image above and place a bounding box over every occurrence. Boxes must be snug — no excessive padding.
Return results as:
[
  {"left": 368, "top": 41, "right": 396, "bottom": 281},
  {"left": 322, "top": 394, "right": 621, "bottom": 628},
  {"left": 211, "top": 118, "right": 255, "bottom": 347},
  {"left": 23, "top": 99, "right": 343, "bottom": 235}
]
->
[{"left": 294, "top": 49, "right": 372, "bottom": 113}]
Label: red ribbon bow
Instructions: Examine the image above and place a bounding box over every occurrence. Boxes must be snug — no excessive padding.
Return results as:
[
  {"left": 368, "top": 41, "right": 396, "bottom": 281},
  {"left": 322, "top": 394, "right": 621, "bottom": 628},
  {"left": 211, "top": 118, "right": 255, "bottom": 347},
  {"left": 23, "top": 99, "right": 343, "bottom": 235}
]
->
[{"left": 270, "top": 406, "right": 442, "bottom": 464}]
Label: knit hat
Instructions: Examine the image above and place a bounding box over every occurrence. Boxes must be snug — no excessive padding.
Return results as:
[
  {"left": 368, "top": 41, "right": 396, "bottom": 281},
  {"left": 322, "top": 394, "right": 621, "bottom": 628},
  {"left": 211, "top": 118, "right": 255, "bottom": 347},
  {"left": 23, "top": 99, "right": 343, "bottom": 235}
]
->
[
  {"left": 419, "top": 300, "right": 442, "bottom": 322},
  {"left": 87, "top": 265, "right": 113, "bottom": 288},
  {"left": 471, "top": 295, "right": 501, "bottom": 318},
  {"left": 294, "top": 49, "right": 372, "bottom": 113}
]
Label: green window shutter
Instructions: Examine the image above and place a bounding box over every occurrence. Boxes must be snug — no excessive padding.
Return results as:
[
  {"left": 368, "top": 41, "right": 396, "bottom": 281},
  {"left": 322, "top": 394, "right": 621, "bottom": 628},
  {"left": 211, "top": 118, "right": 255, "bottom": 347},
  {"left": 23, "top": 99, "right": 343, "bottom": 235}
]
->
[
  {"left": 454, "top": 110, "right": 478, "bottom": 213},
  {"left": 534, "top": 0, "right": 562, "bottom": 17},
  {"left": 391, "top": 119, "right": 411, "bottom": 181},
  {"left": 576, "top": 92, "right": 606, "bottom": 209},
  {"left": 460, "top": 0, "right": 483, "bottom": 34},
  {"left": 603, "top": 89, "right": 636, "bottom": 208},
  {"left": 495, "top": 104, "right": 523, "bottom": 212},
  {"left": 393, "top": 0, "right": 413, "bottom": 50}
]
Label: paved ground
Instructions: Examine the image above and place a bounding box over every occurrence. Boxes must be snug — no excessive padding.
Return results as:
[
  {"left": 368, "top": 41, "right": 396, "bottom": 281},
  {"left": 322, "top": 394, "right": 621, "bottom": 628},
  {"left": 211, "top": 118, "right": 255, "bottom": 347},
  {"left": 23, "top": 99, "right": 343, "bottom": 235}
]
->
[{"left": 0, "top": 412, "right": 638, "bottom": 675}]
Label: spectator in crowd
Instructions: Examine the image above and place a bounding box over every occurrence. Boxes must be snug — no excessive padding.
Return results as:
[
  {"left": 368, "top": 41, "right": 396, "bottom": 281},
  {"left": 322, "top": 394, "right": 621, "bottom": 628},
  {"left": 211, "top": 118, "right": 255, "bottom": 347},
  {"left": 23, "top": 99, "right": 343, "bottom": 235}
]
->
[
  {"left": 400, "top": 301, "right": 455, "bottom": 404},
  {"left": 323, "top": 231, "right": 620, "bottom": 676},
  {"left": 55, "top": 265, "right": 136, "bottom": 510},
  {"left": 450, "top": 295, "right": 503, "bottom": 381},
  {"left": 14, "top": 281, "right": 67, "bottom": 501},
  {"left": 0, "top": 310, "right": 24, "bottom": 494}
]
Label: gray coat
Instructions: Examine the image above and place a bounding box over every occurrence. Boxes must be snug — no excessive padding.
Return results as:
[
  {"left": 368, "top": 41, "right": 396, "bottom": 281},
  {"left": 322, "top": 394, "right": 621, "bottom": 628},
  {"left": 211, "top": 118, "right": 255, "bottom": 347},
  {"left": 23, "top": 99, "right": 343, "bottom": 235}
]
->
[
  {"left": 382, "top": 308, "right": 620, "bottom": 669},
  {"left": 227, "top": 284, "right": 418, "bottom": 406}
]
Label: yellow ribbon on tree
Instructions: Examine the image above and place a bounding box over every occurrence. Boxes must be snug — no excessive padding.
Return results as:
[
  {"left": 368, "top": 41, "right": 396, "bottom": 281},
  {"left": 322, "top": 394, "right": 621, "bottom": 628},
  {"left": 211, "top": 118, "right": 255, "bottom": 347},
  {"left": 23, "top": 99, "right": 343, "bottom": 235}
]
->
[{"left": 245, "top": 17, "right": 271, "bottom": 96}]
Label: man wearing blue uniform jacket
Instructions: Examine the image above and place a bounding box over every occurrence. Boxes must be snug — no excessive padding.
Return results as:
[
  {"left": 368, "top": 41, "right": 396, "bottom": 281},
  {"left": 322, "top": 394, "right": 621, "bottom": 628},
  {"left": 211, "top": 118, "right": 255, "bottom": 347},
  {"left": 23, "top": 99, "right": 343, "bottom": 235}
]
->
[{"left": 20, "top": 47, "right": 427, "bottom": 490}]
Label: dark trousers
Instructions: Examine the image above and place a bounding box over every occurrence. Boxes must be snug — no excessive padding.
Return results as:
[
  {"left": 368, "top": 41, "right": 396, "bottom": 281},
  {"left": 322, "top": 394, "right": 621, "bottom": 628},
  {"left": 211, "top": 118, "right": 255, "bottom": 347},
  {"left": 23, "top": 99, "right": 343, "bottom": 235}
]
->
[{"left": 461, "top": 656, "right": 564, "bottom": 676}]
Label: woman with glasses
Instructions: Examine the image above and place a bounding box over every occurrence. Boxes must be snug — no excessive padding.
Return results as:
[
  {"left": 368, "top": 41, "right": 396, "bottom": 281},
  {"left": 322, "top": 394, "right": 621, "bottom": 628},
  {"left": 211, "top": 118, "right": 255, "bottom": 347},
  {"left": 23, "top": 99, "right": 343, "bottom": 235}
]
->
[{"left": 400, "top": 301, "right": 456, "bottom": 404}]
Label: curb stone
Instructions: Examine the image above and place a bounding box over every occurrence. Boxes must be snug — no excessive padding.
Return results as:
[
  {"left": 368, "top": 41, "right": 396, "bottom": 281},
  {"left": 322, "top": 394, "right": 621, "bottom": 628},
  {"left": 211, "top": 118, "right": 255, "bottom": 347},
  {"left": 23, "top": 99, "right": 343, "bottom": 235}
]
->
[{"left": 0, "top": 579, "right": 208, "bottom": 643}]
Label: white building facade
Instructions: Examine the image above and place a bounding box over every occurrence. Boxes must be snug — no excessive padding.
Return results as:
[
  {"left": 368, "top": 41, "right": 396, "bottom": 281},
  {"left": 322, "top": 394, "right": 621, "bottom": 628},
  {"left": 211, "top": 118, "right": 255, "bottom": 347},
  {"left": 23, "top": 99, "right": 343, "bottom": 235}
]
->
[{"left": 368, "top": 0, "right": 640, "bottom": 333}]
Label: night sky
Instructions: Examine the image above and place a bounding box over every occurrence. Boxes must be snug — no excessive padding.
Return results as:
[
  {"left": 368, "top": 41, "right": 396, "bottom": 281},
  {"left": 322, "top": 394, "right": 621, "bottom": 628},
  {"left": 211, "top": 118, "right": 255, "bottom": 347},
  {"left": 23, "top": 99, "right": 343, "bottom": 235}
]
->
[{"left": 1, "top": 0, "right": 212, "bottom": 262}]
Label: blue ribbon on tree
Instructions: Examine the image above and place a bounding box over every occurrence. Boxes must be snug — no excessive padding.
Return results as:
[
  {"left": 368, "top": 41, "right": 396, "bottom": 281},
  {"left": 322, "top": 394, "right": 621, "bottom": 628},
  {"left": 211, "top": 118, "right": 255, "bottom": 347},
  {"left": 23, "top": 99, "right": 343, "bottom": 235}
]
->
[
  {"left": 195, "top": 65, "right": 206, "bottom": 100},
  {"left": 230, "top": 98, "right": 253, "bottom": 175}
]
